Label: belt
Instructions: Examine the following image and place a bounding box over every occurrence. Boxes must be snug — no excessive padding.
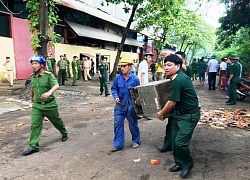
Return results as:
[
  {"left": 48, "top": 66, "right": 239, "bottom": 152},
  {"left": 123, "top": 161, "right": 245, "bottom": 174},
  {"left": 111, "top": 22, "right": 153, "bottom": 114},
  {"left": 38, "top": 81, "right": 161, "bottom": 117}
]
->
[
  {"left": 36, "top": 98, "right": 55, "bottom": 105},
  {"left": 175, "top": 107, "right": 201, "bottom": 115}
]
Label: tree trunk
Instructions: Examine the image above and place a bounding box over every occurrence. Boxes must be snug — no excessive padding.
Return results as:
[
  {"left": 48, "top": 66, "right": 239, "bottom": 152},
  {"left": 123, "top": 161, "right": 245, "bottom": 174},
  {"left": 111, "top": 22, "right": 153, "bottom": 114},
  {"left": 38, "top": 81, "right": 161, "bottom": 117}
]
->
[
  {"left": 184, "top": 43, "right": 191, "bottom": 52},
  {"left": 37, "top": 0, "right": 48, "bottom": 58},
  {"left": 179, "top": 35, "right": 186, "bottom": 51},
  {"left": 109, "top": 3, "right": 138, "bottom": 81}
]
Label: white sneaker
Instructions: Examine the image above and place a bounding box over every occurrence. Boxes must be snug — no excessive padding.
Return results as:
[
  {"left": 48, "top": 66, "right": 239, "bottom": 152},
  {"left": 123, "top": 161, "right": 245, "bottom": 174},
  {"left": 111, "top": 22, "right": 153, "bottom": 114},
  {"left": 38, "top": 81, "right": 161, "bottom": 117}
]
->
[{"left": 132, "top": 143, "right": 140, "bottom": 149}]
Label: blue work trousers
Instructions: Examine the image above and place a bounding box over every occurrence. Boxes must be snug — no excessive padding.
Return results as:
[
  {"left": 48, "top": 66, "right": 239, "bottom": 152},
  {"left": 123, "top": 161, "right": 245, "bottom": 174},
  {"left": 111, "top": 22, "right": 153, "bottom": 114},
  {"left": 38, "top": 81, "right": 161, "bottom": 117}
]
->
[{"left": 113, "top": 107, "right": 140, "bottom": 148}]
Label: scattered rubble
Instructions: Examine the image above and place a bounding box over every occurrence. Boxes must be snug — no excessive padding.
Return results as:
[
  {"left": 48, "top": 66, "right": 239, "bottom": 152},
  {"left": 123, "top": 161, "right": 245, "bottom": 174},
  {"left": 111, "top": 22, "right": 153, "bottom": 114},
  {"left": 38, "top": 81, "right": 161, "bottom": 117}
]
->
[{"left": 200, "top": 108, "right": 250, "bottom": 130}]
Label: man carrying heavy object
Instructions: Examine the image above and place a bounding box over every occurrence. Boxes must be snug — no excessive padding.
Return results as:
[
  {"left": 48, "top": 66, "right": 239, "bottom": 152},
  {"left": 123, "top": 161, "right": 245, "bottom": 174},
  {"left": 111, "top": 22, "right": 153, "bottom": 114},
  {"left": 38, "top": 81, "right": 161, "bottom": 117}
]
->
[
  {"left": 158, "top": 51, "right": 192, "bottom": 153},
  {"left": 157, "top": 54, "right": 200, "bottom": 179},
  {"left": 23, "top": 55, "right": 68, "bottom": 156},
  {"left": 110, "top": 57, "right": 141, "bottom": 152}
]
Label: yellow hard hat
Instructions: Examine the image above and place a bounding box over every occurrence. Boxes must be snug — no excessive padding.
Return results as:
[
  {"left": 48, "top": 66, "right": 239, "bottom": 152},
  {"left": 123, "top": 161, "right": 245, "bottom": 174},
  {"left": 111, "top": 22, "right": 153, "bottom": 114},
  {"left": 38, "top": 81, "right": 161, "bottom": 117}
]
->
[{"left": 118, "top": 57, "right": 134, "bottom": 65}]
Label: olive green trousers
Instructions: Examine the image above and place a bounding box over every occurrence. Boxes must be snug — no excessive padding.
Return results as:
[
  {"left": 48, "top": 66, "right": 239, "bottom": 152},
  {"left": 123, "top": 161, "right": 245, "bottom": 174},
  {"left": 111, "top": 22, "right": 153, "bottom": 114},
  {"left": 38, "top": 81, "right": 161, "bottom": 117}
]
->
[
  {"left": 29, "top": 102, "right": 68, "bottom": 150},
  {"left": 172, "top": 111, "right": 200, "bottom": 169},
  {"left": 229, "top": 78, "right": 238, "bottom": 104},
  {"left": 162, "top": 116, "right": 173, "bottom": 150}
]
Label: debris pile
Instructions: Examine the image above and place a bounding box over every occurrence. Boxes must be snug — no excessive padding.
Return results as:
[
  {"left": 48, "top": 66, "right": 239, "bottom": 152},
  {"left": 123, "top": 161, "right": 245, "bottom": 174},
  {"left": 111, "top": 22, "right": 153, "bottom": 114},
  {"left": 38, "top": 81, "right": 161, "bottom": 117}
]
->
[{"left": 200, "top": 109, "right": 250, "bottom": 130}]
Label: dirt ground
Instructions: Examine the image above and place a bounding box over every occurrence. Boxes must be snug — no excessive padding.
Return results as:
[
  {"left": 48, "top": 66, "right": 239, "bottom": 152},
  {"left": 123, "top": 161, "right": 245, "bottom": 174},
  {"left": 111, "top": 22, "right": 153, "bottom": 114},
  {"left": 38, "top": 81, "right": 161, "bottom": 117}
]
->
[{"left": 0, "top": 78, "right": 250, "bottom": 180}]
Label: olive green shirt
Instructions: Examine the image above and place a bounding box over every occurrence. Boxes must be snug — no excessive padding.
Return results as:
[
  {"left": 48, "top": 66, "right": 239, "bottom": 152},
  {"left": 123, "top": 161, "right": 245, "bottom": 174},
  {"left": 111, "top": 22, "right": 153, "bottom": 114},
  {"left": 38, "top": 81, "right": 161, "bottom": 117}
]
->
[
  {"left": 31, "top": 69, "right": 58, "bottom": 103},
  {"left": 47, "top": 60, "right": 53, "bottom": 72},
  {"left": 230, "top": 61, "right": 241, "bottom": 79},
  {"left": 191, "top": 61, "right": 198, "bottom": 71},
  {"left": 169, "top": 70, "right": 199, "bottom": 112},
  {"left": 57, "top": 60, "right": 67, "bottom": 69},
  {"left": 79, "top": 61, "right": 83, "bottom": 70},
  {"left": 66, "top": 60, "right": 70, "bottom": 68},
  {"left": 97, "top": 64, "right": 108, "bottom": 76},
  {"left": 185, "top": 65, "right": 193, "bottom": 78},
  {"left": 226, "top": 63, "right": 231, "bottom": 78},
  {"left": 71, "top": 60, "right": 77, "bottom": 73}
]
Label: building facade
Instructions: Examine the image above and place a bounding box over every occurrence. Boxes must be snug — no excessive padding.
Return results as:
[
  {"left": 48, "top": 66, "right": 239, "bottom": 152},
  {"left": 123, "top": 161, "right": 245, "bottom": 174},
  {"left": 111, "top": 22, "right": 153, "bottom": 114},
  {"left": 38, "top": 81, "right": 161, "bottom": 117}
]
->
[{"left": 0, "top": 0, "right": 149, "bottom": 80}]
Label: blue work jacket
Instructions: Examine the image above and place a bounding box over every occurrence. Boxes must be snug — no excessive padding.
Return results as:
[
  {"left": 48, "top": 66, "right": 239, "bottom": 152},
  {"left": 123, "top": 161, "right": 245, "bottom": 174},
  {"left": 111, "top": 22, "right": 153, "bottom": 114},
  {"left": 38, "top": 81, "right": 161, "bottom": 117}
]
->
[{"left": 111, "top": 73, "right": 140, "bottom": 111}]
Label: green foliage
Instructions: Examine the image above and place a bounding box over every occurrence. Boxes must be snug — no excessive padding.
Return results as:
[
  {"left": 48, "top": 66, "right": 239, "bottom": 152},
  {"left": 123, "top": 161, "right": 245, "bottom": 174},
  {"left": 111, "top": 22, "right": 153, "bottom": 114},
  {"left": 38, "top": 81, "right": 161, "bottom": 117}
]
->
[
  {"left": 220, "top": 0, "right": 250, "bottom": 35},
  {"left": 216, "top": 1, "right": 250, "bottom": 75},
  {"left": 134, "top": 0, "right": 185, "bottom": 52},
  {"left": 215, "top": 27, "right": 250, "bottom": 75},
  {"left": 135, "top": 2, "right": 215, "bottom": 58},
  {"left": 26, "top": 0, "right": 60, "bottom": 52}
]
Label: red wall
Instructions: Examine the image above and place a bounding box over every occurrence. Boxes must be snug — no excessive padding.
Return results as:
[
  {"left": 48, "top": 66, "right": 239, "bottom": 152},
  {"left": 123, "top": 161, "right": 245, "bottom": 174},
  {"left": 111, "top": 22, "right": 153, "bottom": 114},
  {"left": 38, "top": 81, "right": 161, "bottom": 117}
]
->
[{"left": 12, "top": 17, "right": 33, "bottom": 79}]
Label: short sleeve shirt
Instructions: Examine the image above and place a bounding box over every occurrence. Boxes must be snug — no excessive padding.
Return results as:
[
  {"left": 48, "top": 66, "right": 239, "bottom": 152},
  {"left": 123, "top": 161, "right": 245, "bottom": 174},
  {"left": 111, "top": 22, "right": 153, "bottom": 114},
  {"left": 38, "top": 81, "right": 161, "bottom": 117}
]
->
[
  {"left": 57, "top": 60, "right": 67, "bottom": 69},
  {"left": 31, "top": 69, "right": 58, "bottom": 103},
  {"left": 71, "top": 60, "right": 77, "bottom": 72},
  {"left": 185, "top": 65, "right": 192, "bottom": 78},
  {"left": 5, "top": 62, "right": 13, "bottom": 71},
  {"left": 138, "top": 60, "right": 149, "bottom": 84},
  {"left": 191, "top": 61, "right": 198, "bottom": 70},
  {"left": 46, "top": 60, "right": 52, "bottom": 72},
  {"left": 220, "top": 62, "right": 227, "bottom": 71},
  {"left": 169, "top": 70, "right": 199, "bottom": 111},
  {"left": 230, "top": 61, "right": 241, "bottom": 79},
  {"left": 98, "top": 64, "right": 108, "bottom": 76},
  {"left": 208, "top": 59, "right": 219, "bottom": 72},
  {"left": 198, "top": 62, "right": 206, "bottom": 74}
]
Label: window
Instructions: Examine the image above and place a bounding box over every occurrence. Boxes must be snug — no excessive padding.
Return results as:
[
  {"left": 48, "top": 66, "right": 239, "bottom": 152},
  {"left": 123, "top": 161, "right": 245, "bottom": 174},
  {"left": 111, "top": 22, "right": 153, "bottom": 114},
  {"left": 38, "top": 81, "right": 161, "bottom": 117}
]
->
[{"left": 0, "top": 13, "right": 10, "bottom": 37}]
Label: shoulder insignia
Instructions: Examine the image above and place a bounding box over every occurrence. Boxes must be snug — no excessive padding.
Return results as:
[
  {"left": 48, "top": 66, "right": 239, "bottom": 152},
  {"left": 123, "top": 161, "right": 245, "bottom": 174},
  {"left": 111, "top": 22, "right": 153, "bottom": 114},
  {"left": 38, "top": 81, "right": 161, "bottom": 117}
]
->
[
  {"left": 44, "top": 71, "right": 52, "bottom": 74},
  {"left": 30, "top": 73, "right": 34, "bottom": 77},
  {"left": 171, "top": 74, "right": 178, "bottom": 80}
]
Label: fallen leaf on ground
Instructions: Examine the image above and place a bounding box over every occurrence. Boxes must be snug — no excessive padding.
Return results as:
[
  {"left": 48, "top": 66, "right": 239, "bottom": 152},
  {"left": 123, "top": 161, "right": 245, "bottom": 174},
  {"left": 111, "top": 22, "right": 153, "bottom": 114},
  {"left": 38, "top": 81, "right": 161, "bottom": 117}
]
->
[
  {"left": 20, "top": 108, "right": 26, "bottom": 111},
  {"left": 91, "top": 132, "right": 98, "bottom": 135},
  {"left": 151, "top": 159, "right": 160, "bottom": 165},
  {"left": 3, "top": 102, "right": 11, "bottom": 104},
  {"left": 17, "top": 122, "right": 25, "bottom": 127},
  {"left": 75, "top": 96, "right": 80, "bottom": 99},
  {"left": 133, "top": 158, "right": 141, "bottom": 163}
]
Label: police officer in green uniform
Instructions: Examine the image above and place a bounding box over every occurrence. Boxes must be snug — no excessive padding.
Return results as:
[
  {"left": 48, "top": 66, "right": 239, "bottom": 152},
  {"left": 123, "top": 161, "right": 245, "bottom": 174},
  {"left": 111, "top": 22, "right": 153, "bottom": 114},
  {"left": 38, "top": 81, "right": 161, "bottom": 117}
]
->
[
  {"left": 64, "top": 54, "right": 71, "bottom": 79},
  {"left": 77, "top": 57, "right": 83, "bottom": 80},
  {"left": 22, "top": 55, "right": 68, "bottom": 156},
  {"left": 158, "top": 51, "right": 193, "bottom": 153},
  {"left": 57, "top": 55, "right": 68, "bottom": 85},
  {"left": 98, "top": 57, "right": 110, "bottom": 96},
  {"left": 157, "top": 54, "right": 200, "bottom": 179},
  {"left": 226, "top": 54, "right": 241, "bottom": 105},
  {"left": 71, "top": 56, "right": 78, "bottom": 86},
  {"left": 46, "top": 54, "right": 53, "bottom": 72}
]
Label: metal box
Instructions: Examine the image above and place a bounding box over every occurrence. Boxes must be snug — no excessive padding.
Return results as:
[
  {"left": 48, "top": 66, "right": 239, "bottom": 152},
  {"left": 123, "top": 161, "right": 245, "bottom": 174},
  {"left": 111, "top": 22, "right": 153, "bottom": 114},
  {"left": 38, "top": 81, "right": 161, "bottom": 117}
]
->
[{"left": 130, "top": 79, "right": 172, "bottom": 118}]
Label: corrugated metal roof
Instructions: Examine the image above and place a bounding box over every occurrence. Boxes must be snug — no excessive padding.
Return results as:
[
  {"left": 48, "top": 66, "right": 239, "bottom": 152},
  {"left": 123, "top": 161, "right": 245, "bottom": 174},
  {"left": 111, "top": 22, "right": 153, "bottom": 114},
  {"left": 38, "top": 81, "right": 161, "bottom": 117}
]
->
[
  {"left": 67, "top": 21, "right": 142, "bottom": 47},
  {"left": 54, "top": 0, "right": 154, "bottom": 39}
]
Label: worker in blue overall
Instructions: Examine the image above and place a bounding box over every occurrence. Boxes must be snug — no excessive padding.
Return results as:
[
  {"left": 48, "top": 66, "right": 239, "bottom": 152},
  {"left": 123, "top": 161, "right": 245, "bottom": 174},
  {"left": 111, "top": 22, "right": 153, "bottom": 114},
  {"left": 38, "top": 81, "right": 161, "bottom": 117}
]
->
[{"left": 110, "top": 57, "right": 140, "bottom": 152}]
